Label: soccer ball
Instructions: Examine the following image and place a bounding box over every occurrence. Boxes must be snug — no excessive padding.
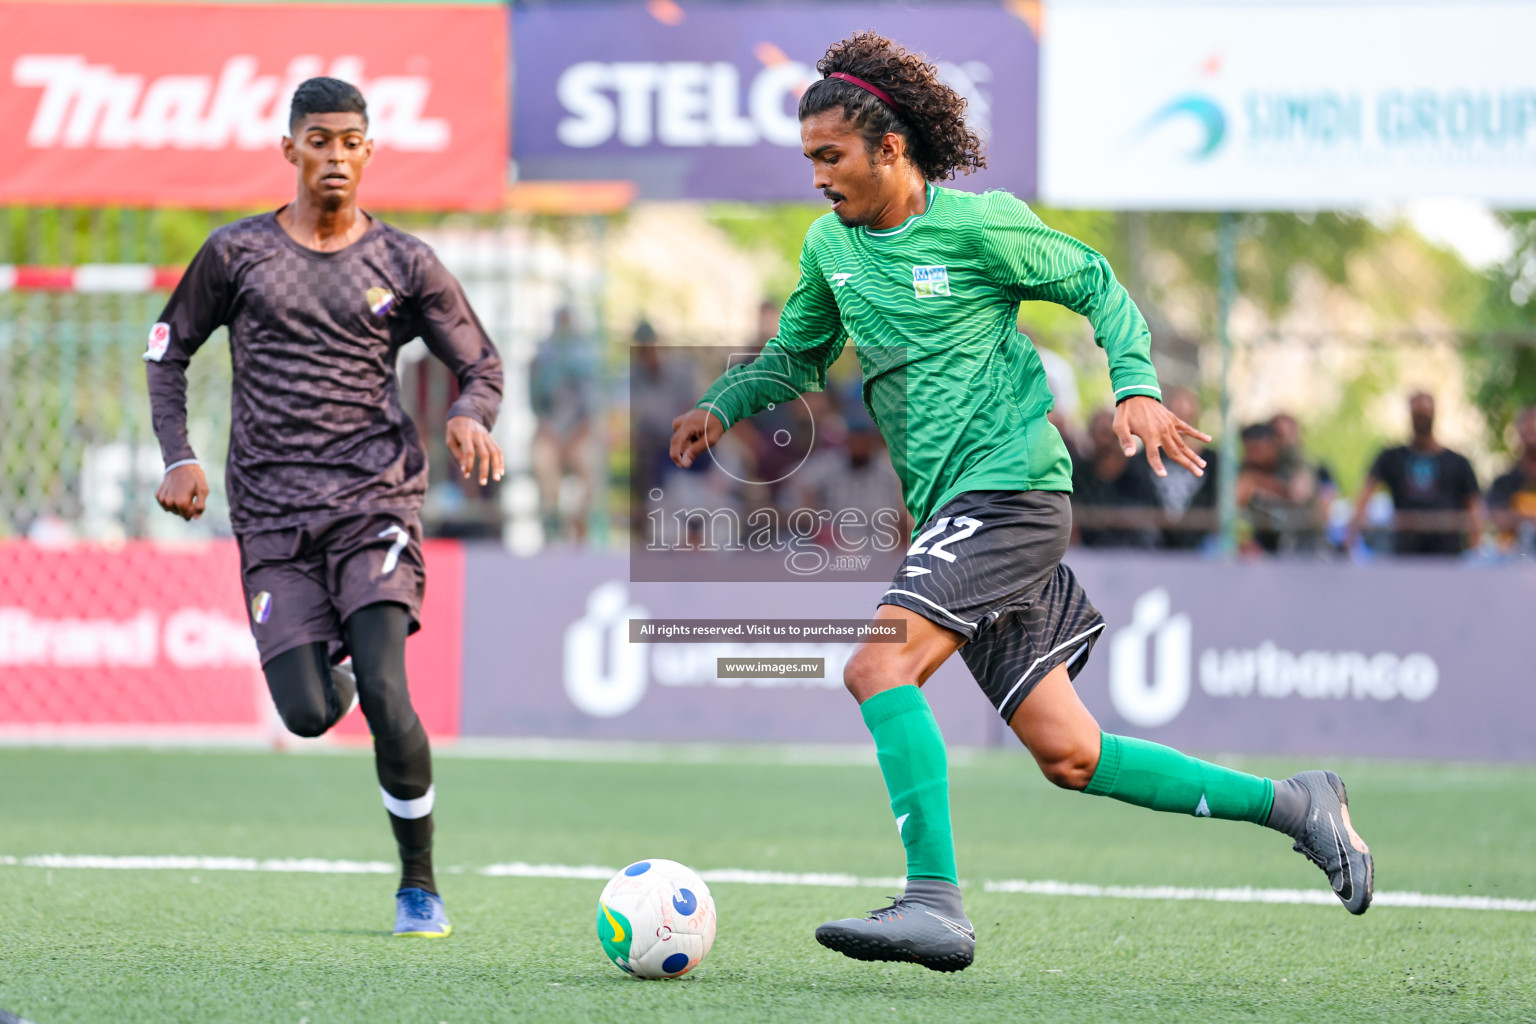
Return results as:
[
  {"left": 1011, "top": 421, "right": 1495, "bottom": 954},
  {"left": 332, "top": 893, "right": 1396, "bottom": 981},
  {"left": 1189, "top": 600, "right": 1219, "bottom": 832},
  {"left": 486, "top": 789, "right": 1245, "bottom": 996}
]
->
[{"left": 596, "top": 858, "right": 716, "bottom": 979}]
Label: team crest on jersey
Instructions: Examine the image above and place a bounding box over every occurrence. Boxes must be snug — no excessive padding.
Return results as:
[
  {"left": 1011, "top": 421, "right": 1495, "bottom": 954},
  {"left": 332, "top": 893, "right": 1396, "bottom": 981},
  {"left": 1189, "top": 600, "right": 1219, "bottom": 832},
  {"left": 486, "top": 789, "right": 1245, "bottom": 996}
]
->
[
  {"left": 251, "top": 591, "right": 273, "bottom": 625},
  {"left": 912, "top": 265, "right": 950, "bottom": 298},
  {"left": 144, "top": 322, "right": 171, "bottom": 362},
  {"left": 366, "top": 287, "right": 396, "bottom": 317}
]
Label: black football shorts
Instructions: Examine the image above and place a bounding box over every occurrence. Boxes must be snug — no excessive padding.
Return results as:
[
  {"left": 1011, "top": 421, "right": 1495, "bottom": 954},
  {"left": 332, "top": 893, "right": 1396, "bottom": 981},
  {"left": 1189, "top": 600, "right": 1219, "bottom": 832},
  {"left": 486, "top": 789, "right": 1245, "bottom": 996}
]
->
[
  {"left": 878, "top": 490, "right": 1105, "bottom": 723},
  {"left": 236, "top": 511, "right": 425, "bottom": 666}
]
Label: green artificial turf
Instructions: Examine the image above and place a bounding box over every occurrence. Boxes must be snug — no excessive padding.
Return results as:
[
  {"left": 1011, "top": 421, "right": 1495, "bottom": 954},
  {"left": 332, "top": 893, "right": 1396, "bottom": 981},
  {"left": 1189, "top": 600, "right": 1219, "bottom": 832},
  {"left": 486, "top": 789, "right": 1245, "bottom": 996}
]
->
[{"left": 1, "top": 746, "right": 1533, "bottom": 1023}]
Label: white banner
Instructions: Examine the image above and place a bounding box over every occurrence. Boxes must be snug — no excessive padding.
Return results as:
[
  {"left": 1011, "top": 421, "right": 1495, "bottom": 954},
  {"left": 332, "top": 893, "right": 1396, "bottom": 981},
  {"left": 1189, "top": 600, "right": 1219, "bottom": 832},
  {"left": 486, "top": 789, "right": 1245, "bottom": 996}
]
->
[{"left": 1041, "top": 2, "right": 1536, "bottom": 209}]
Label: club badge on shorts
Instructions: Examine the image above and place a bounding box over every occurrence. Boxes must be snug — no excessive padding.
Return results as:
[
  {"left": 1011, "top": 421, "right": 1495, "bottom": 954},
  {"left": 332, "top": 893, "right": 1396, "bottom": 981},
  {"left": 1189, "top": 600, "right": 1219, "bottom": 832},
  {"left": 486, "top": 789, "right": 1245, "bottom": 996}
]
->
[{"left": 251, "top": 591, "right": 273, "bottom": 625}]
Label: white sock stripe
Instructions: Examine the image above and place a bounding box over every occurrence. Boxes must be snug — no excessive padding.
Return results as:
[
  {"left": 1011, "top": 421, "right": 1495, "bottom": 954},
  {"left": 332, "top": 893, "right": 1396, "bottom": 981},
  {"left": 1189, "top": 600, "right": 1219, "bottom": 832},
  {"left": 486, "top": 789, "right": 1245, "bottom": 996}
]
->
[{"left": 381, "top": 784, "right": 435, "bottom": 820}]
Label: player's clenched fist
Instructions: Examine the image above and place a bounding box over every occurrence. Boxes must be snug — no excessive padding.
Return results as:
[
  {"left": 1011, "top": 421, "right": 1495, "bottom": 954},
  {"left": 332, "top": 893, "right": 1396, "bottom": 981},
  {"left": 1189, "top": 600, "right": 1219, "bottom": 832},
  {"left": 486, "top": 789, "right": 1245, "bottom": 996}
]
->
[
  {"left": 670, "top": 407, "right": 725, "bottom": 468},
  {"left": 156, "top": 463, "right": 210, "bottom": 521}
]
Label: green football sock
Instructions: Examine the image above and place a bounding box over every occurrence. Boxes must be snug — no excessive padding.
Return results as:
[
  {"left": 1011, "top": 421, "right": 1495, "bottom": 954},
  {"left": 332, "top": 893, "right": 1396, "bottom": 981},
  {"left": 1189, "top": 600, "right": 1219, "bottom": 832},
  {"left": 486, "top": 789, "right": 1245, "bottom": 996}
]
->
[
  {"left": 1084, "top": 732, "right": 1274, "bottom": 825},
  {"left": 860, "top": 685, "right": 958, "bottom": 885}
]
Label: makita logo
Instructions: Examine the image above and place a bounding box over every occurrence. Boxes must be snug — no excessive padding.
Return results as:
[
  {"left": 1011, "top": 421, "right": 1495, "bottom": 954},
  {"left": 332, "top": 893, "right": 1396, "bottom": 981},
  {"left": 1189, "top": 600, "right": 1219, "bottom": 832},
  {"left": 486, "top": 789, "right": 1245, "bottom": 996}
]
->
[{"left": 13, "top": 55, "right": 449, "bottom": 151}]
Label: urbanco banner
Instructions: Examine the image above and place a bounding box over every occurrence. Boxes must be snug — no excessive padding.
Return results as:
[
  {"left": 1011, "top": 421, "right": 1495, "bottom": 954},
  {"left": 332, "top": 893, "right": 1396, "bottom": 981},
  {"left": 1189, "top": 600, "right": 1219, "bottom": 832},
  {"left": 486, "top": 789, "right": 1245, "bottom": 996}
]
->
[
  {"left": 512, "top": 2, "right": 1039, "bottom": 200},
  {"left": 0, "top": 1, "right": 508, "bottom": 209},
  {"left": 1041, "top": 3, "right": 1536, "bottom": 209},
  {"left": 462, "top": 549, "right": 1536, "bottom": 760}
]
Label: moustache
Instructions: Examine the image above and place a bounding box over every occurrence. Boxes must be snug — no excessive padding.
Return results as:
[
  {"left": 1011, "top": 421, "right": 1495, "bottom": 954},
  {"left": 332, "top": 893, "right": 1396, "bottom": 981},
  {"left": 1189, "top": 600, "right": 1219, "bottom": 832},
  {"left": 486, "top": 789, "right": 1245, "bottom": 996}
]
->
[{"left": 822, "top": 189, "right": 847, "bottom": 203}]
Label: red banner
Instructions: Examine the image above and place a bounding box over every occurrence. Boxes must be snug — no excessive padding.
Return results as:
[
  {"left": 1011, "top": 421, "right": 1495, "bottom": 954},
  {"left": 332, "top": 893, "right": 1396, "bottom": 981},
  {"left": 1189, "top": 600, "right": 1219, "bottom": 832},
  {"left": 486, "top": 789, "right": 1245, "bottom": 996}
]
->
[
  {"left": 0, "top": 540, "right": 464, "bottom": 742},
  {"left": 0, "top": 2, "right": 507, "bottom": 209}
]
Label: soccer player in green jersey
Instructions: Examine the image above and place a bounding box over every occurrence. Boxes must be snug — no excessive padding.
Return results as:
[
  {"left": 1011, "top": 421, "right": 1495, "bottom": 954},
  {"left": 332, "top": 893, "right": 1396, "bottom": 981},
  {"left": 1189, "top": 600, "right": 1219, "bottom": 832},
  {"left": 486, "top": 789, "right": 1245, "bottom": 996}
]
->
[{"left": 668, "top": 33, "right": 1373, "bottom": 972}]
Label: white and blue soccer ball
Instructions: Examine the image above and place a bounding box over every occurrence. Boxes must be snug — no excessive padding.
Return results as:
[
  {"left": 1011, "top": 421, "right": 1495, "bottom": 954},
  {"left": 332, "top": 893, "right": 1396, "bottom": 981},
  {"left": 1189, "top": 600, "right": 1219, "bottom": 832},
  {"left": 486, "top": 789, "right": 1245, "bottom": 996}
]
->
[{"left": 596, "top": 858, "right": 716, "bottom": 979}]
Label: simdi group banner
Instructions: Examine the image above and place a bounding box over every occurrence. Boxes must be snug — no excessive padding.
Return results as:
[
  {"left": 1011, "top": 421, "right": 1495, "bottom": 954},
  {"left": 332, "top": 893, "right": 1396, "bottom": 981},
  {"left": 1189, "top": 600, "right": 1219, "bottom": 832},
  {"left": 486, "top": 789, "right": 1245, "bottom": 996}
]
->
[
  {"left": 1042, "top": 2, "right": 1536, "bottom": 209},
  {"left": 512, "top": 2, "right": 1040, "bottom": 200},
  {"left": 0, "top": 541, "right": 464, "bottom": 742},
  {"left": 0, "top": 1, "right": 507, "bottom": 209}
]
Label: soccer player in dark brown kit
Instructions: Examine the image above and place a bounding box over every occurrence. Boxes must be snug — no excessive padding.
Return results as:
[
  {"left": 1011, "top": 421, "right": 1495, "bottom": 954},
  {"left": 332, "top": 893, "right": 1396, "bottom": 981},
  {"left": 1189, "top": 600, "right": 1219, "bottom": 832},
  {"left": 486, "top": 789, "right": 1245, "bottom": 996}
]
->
[{"left": 146, "top": 78, "right": 503, "bottom": 937}]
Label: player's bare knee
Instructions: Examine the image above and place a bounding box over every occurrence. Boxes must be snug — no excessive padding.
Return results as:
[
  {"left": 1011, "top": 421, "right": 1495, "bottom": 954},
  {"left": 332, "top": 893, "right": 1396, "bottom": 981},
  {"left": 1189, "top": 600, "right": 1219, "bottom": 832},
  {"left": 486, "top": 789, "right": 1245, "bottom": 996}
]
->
[
  {"left": 1031, "top": 735, "right": 1100, "bottom": 789},
  {"left": 1037, "top": 751, "right": 1096, "bottom": 790},
  {"left": 843, "top": 649, "right": 915, "bottom": 703}
]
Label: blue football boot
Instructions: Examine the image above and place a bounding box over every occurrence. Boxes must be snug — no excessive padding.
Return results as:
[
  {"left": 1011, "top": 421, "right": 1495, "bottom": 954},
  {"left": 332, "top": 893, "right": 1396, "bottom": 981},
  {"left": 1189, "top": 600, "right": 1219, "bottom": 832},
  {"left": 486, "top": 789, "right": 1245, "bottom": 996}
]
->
[{"left": 394, "top": 887, "right": 452, "bottom": 937}]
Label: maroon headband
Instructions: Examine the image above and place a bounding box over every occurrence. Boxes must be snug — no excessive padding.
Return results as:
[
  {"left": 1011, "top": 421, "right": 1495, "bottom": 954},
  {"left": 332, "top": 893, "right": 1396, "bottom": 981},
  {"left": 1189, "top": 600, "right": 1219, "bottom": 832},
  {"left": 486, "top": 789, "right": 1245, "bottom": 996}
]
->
[{"left": 827, "top": 72, "right": 907, "bottom": 115}]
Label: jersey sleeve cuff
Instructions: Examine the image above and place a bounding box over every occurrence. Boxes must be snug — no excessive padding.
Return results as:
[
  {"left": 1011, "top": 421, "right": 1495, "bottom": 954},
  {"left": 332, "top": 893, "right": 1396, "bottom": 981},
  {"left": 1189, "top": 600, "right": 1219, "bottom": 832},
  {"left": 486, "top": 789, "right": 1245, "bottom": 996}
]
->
[
  {"left": 445, "top": 400, "right": 493, "bottom": 430},
  {"left": 695, "top": 400, "right": 733, "bottom": 431},
  {"left": 1112, "top": 381, "right": 1163, "bottom": 404}
]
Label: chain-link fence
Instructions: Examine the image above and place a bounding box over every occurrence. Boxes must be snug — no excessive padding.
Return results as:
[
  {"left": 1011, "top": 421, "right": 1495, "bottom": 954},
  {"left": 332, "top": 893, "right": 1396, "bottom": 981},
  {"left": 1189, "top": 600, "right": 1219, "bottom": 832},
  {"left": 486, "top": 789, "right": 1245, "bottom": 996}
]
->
[{"left": 0, "top": 207, "right": 611, "bottom": 545}]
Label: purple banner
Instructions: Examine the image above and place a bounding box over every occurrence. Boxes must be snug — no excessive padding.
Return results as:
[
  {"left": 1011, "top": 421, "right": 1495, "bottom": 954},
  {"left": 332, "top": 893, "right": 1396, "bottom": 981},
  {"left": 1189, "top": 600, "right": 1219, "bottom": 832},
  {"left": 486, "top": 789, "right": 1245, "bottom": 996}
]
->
[
  {"left": 460, "top": 549, "right": 1536, "bottom": 761},
  {"left": 511, "top": 2, "right": 1039, "bottom": 200}
]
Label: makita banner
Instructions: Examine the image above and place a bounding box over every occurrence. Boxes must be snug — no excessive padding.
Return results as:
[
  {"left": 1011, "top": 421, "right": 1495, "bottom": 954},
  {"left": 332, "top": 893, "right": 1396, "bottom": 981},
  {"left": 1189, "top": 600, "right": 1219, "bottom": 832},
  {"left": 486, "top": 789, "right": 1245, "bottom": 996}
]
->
[
  {"left": 512, "top": 2, "right": 1039, "bottom": 200},
  {"left": 0, "top": 1, "right": 507, "bottom": 208},
  {"left": 460, "top": 549, "right": 1536, "bottom": 760},
  {"left": 0, "top": 541, "right": 464, "bottom": 742}
]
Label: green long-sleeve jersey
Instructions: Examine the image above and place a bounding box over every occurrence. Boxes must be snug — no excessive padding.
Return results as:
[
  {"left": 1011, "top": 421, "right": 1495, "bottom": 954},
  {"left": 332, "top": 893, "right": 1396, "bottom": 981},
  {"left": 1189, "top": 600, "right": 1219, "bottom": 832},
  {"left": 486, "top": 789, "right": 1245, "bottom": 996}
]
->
[{"left": 697, "top": 185, "right": 1162, "bottom": 529}]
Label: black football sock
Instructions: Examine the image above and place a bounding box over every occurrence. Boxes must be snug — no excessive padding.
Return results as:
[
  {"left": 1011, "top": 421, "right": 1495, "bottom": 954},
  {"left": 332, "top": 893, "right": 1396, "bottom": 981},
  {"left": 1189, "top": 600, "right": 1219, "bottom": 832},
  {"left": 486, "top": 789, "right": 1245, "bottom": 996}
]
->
[
  {"left": 377, "top": 720, "right": 436, "bottom": 894},
  {"left": 345, "top": 603, "right": 437, "bottom": 895}
]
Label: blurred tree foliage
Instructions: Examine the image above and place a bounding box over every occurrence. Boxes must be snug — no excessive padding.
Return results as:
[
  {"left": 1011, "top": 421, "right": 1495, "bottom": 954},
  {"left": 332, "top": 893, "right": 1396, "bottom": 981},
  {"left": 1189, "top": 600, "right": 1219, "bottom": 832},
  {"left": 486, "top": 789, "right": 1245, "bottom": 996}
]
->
[{"left": 1466, "top": 212, "right": 1536, "bottom": 453}]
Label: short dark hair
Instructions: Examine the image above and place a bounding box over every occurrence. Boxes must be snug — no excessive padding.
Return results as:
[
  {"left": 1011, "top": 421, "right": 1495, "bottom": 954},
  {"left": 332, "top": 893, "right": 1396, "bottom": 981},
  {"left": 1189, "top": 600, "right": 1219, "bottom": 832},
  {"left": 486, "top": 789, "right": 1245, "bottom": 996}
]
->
[
  {"left": 1241, "top": 423, "right": 1277, "bottom": 444},
  {"left": 797, "top": 32, "right": 985, "bottom": 182},
  {"left": 288, "top": 77, "right": 368, "bottom": 133}
]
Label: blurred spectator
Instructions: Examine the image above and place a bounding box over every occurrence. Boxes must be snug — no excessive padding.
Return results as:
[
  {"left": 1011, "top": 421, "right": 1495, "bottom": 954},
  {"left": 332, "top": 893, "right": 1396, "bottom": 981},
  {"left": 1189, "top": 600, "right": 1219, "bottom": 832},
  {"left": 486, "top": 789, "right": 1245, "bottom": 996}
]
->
[
  {"left": 1488, "top": 405, "right": 1536, "bottom": 554},
  {"left": 752, "top": 299, "right": 781, "bottom": 351},
  {"left": 1271, "top": 412, "right": 1333, "bottom": 503},
  {"left": 529, "top": 307, "right": 598, "bottom": 543},
  {"left": 1155, "top": 386, "right": 1218, "bottom": 550},
  {"left": 629, "top": 321, "right": 700, "bottom": 520},
  {"left": 1235, "top": 422, "right": 1323, "bottom": 553},
  {"left": 790, "top": 415, "right": 906, "bottom": 529},
  {"left": 1349, "top": 392, "right": 1481, "bottom": 556},
  {"left": 1071, "top": 409, "right": 1160, "bottom": 549}
]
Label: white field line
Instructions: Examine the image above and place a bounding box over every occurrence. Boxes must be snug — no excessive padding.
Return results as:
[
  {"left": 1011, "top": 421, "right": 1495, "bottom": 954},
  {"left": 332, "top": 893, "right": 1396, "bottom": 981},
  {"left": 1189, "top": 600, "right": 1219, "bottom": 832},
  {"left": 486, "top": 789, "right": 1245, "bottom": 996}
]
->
[{"left": 3, "top": 855, "right": 1532, "bottom": 913}]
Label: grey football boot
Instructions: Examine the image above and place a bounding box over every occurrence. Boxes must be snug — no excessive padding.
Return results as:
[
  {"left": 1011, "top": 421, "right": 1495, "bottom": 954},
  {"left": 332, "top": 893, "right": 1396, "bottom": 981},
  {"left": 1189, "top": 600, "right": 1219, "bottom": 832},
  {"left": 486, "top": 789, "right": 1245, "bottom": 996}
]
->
[
  {"left": 1287, "top": 770, "right": 1373, "bottom": 914},
  {"left": 814, "top": 878, "right": 975, "bottom": 972}
]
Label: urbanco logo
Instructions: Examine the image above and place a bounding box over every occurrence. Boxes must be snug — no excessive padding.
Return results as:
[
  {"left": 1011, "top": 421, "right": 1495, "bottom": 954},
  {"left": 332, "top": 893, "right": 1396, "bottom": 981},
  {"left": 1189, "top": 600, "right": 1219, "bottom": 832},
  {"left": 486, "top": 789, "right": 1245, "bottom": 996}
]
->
[
  {"left": 1107, "top": 588, "right": 1443, "bottom": 729},
  {"left": 1108, "top": 588, "right": 1192, "bottom": 728},
  {"left": 563, "top": 581, "right": 650, "bottom": 718}
]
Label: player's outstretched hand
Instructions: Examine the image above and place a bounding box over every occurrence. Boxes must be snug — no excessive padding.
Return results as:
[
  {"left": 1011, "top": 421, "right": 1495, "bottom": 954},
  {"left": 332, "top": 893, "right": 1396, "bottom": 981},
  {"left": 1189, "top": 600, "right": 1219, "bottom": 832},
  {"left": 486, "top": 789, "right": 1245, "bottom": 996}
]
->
[
  {"left": 1114, "top": 395, "right": 1211, "bottom": 478},
  {"left": 156, "top": 463, "right": 210, "bottom": 521},
  {"left": 447, "top": 416, "right": 505, "bottom": 486},
  {"left": 670, "top": 408, "right": 725, "bottom": 468}
]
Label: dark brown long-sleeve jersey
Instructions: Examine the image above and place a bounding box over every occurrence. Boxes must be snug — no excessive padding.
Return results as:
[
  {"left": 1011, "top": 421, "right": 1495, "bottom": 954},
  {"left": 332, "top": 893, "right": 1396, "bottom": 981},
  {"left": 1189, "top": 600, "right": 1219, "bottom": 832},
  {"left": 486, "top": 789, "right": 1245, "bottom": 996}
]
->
[{"left": 146, "top": 212, "right": 503, "bottom": 533}]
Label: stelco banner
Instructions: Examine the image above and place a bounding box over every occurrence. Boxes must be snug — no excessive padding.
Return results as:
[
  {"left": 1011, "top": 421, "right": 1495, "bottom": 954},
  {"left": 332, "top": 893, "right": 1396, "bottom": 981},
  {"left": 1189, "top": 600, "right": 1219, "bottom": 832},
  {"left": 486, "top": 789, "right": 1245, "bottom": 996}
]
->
[
  {"left": 461, "top": 550, "right": 1536, "bottom": 761},
  {"left": 1042, "top": 3, "right": 1536, "bottom": 209},
  {"left": 512, "top": 2, "right": 1039, "bottom": 200},
  {"left": 0, "top": 1, "right": 508, "bottom": 209}
]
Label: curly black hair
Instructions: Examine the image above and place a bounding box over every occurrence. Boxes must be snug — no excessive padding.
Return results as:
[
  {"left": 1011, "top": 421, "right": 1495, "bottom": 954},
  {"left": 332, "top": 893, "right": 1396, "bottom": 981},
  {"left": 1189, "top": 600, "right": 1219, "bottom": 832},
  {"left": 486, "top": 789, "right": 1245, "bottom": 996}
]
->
[{"left": 797, "top": 31, "right": 986, "bottom": 181}]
